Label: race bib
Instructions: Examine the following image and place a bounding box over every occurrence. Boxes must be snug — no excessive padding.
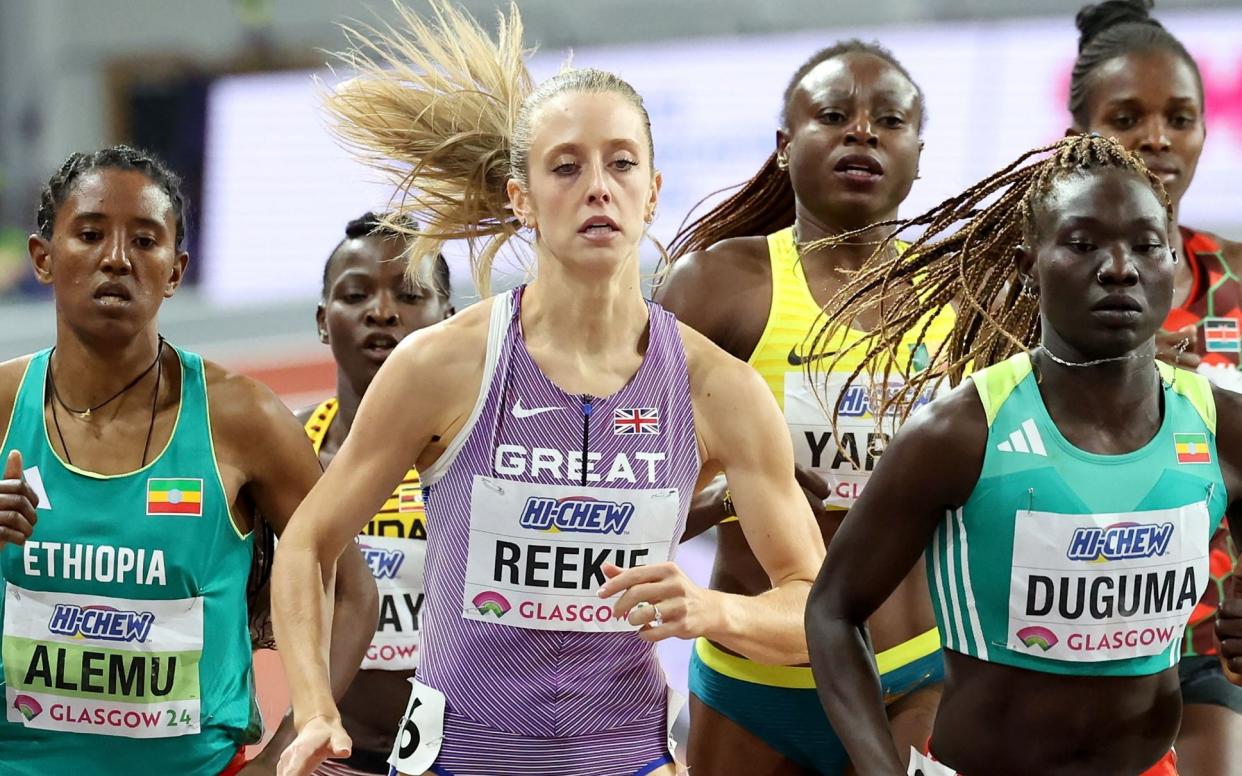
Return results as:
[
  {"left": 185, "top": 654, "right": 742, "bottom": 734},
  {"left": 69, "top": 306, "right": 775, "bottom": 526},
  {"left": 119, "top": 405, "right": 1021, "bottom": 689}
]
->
[
  {"left": 3, "top": 584, "right": 203, "bottom": 739},
  {"left": 462, "top": 476, "right": 680, "bottom": 632},
  {"left": 1006, "top": 503, "right": 1210, "bottom": 662},
  {"left": 784, "top": 371, "right": 933, "bottom": 509},
  {"left": 359, "top": 535, "right": 425, "bottom": 671},
  {"left": 387, "top": 678, "right": 445, "bottom": 775}
]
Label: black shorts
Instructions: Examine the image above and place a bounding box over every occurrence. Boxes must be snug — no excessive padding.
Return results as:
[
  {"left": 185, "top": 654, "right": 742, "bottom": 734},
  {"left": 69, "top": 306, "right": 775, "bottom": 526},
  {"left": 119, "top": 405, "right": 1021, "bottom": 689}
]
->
[{"left": 1179, "top": 654, "right": 1242, "bottom": 714}]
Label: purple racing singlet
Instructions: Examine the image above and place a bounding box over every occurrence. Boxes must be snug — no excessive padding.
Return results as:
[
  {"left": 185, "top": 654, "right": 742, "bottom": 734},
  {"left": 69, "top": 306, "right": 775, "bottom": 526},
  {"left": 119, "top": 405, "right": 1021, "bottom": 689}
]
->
[{"left": 402, "top": 287, "right": 699, "bottom": 776}]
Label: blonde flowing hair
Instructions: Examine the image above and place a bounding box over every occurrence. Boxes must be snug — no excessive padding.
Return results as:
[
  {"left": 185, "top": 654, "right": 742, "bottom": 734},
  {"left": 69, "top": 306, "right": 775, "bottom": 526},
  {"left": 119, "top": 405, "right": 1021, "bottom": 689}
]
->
[{"left": 325, "top": 0, "right": 655, "bottom": 295}]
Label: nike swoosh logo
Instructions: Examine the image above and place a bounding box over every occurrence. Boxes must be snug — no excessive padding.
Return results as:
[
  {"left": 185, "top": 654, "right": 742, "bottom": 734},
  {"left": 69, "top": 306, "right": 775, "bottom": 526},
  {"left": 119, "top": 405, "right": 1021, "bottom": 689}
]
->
[
  {"left": 511, "top": 400, "right": 563, "bottom": 419},
  {"left": 787, "top": 346, "right": 838, "bottom": 366}
]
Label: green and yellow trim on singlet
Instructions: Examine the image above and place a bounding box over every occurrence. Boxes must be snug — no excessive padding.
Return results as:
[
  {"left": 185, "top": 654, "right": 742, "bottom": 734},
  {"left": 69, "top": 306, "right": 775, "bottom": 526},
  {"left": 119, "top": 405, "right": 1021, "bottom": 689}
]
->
[
  {"left": 694, "top": 628, "right": 940, "bottom": 691},
  {"left": 305, "top": 399, "right": 425, "bottom": 537}
]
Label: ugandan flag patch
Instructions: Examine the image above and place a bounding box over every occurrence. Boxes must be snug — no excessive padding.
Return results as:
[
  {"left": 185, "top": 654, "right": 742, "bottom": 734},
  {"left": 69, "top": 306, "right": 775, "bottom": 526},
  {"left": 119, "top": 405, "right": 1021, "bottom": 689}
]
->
[
  {"left": 147, "top": 478, "right": 204, "bottom": 516},
  {"left": 1174, "top": 433, "right": 1211, "bottom": 465}
]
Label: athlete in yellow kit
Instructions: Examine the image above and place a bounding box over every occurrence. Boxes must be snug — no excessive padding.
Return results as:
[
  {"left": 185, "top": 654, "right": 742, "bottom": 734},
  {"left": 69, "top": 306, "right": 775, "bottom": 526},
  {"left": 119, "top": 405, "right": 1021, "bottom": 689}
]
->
[
  {"left": 657, "top": 41, "right": 949, "bottom": 775},
  {"left": 296, "top": 213, "right": 452, "bottom": 776}
]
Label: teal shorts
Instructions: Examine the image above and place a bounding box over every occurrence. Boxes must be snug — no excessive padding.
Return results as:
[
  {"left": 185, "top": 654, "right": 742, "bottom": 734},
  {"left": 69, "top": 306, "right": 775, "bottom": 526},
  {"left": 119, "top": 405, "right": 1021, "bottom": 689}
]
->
[{"left": 688, "top": 633, "right": 944, "bottom": 775}]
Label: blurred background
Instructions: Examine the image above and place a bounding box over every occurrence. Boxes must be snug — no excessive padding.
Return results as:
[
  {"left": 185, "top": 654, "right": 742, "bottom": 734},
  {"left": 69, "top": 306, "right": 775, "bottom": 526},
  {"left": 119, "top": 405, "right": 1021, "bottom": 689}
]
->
[{"left": 2, "top": 0, "right": 1240, "bottom": 751}]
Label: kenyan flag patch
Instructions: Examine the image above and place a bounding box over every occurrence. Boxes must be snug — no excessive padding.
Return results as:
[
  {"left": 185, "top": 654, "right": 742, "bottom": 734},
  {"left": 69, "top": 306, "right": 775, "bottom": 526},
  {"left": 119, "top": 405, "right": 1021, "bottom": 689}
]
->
[
  {"left": 147, "top": 478, "right": 203, "bottom": 516},
  {"left": 1204, "top": 318, "right": 1241, "bottom": 353}
]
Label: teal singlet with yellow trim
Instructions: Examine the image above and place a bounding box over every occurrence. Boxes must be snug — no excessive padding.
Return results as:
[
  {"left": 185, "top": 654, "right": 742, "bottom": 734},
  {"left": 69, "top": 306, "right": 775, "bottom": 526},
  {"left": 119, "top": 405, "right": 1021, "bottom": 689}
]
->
[
  {"left": 0, "top": 347, "right": 258, "bottom": 775},
  {"left": 930, "top": 352, "right": 1226, "bottom": 676}
]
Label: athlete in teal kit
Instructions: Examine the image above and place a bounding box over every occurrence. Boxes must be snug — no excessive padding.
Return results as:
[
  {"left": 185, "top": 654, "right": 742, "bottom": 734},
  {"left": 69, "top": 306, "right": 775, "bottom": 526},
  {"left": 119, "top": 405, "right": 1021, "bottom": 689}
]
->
[{"left": 0, "top": 146, "right": 376, "bottom": 775}]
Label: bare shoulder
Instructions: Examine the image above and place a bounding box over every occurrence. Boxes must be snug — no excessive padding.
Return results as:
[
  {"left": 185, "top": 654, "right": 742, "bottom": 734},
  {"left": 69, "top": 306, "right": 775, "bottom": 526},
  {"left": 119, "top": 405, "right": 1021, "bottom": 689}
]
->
[
  {"left": 0, "top": 355, "right": 36, "bottom": 396},
  {"left": 896, "top": 378, "right": 987, "bottom": 453},
  {"left": 877, "top": 378, "right": 989, "bottom": 507},
  {"left": 1211, "top": 383, "right": 1242, "bottom": 484},
  {"left": 679, "top": 323, "right": 774, "bottom": 425},
  {"left": 678, "top": 321, "right": 755, "bottom": 387},
  {"left": 0, "top": 355, "right": 37, "bottom": 438},
  {"left": 390, "top": 294, "right": 494, "bottom": 383},
  {"left": 202, "top": 359, "right": 295, "bottom": 442},
  {"left": 660, "top": 236, "right": 770, "bottom": 296},
  {"left": 655, "top": 237, "right": 773, "bottom": 359}
]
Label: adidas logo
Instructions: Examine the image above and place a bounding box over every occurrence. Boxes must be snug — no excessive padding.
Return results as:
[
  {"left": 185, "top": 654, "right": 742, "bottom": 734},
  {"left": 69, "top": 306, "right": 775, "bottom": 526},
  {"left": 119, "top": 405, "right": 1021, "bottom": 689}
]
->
[{"left": 997, "top": 418, "right": 1046, "bottom": 456}]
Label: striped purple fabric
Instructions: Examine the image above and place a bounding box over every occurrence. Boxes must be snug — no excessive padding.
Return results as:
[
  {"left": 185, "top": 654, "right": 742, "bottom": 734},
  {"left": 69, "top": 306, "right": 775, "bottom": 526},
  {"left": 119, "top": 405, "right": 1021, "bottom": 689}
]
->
[
  {"left": 416, "top": 288, "right": 698, "bottom": 773},
  {"left": 313, "top": 760, "right": 386, "bottom": 776}
]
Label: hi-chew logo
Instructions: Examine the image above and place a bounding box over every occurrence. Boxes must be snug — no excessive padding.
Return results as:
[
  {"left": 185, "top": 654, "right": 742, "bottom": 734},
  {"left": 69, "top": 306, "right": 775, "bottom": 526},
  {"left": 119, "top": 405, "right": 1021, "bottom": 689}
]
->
[
  {"left": 1016, "top": 626, "right": 1058, "bottom": 652},
  {"left": 471, "top": 591, "right": 511, "bottom": 618},
  {"left": 519, "top": 496, "right": 635, "bottom": 534},
  {"left": 360, "top": 545, "right": 406, "bottom": 580},
  {"left": 13, "top": 695, "right": 43, "bottom": 721},
  {"left": 47, "top": 604, "right": 156, "bottom": 643},
  {"left": 1066, "top": 522, "right": 1174, "bottom": 563},
  {"left": 836, "top": 383, "right": 935, "bottom": 419}
]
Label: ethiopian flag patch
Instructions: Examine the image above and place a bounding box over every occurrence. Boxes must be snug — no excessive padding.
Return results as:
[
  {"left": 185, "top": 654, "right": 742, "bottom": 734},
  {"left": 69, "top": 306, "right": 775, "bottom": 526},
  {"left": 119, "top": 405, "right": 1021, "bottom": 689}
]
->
[
  {"left": 147, "top": 478, "right": 204, "bottom": 516},
  {"left": 1174, "top": 433, "right": 1211, "bottom": 465}
]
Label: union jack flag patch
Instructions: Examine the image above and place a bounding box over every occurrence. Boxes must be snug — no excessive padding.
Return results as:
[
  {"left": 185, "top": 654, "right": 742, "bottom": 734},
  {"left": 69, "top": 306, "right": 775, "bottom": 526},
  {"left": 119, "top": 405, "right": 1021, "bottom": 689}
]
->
[{"left": 613, "top": 407, "right": 660, "bottom": 435}]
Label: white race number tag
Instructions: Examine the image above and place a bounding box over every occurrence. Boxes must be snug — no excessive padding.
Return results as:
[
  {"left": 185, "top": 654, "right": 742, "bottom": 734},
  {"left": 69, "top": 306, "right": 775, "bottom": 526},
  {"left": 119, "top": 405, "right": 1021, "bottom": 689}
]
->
[{"left": 388, "top": 679, "right": 445, "bottom": 775}]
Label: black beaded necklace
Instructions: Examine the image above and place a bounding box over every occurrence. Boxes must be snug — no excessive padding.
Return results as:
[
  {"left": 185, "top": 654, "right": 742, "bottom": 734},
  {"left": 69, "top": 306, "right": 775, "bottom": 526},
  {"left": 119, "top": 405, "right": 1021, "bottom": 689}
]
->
[{"left": 46, "top": 337, "right": 166, "bottom": 468}]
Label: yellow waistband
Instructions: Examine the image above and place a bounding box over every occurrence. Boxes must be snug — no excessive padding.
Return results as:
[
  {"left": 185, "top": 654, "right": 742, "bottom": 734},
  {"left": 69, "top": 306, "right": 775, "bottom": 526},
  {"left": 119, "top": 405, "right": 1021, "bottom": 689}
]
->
[{"left": 694, "top": 627, "right": 941, "bottom": 690}]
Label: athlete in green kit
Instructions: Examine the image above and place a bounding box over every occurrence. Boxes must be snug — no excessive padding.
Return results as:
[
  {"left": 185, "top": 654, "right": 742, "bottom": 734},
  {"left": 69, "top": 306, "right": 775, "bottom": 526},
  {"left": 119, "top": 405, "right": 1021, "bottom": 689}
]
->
[
  {"left": 805, "top": 134, "right": 1242, "bottom": 774},
  {"left": 0, "top": 147, "right": 377, "bottom": 776}
]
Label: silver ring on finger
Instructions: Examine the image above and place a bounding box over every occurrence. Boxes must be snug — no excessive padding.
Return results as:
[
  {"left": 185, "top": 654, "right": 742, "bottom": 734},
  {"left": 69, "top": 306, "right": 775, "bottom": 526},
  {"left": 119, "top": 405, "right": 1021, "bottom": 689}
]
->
[{"left": 650, "top": 604, "right": 663, "bottom": 628}]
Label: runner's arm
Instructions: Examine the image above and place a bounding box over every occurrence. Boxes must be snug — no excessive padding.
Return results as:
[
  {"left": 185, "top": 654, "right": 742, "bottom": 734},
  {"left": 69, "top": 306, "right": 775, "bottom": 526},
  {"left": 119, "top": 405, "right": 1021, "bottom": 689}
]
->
[
  {"left": 271, "top": 320, "right": 481, "bottom": 731},
  {"left": 207, "top": 372, "right": 379, "bottom": 766},
  {"left": 1210, "top": 386, "right": 1242, "bottom": 682},
  {"left": 655, "top": 245, "right": 769, "bottom": 541},
  {"left": 691, "top": 354, "right": 825, "bottom": 663},
  {"left": 805, "top": 385, "right": 985, "bottom": 773}
]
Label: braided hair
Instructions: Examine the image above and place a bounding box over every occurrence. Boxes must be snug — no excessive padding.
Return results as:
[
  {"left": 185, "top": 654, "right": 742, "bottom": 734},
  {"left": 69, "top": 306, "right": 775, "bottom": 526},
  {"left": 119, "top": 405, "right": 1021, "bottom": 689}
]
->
[
  {"left": 802, "top": 134, "right": 1170, "bottom": 432},
  {"left": 1069, "top": 0, "right": 1203, "bottom": 127},
  {"left": 37, "top": 145, "right": 188, "bottom": 251},
  {"left": 667, "top": 40, "right": 924, "bottom": 259}
]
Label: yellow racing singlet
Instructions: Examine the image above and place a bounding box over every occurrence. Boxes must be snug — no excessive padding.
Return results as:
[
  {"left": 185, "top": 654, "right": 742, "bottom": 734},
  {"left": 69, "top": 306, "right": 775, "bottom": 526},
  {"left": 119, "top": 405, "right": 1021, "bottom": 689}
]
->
[
  {"left": 697, "top": 227, "right": 952, "bottom": 690},
  {"left": 305, "top": 399, "right": 427, "bottom": 671},
  {"left": 750, "top": 226, "right": 955, "bottom": 509}
]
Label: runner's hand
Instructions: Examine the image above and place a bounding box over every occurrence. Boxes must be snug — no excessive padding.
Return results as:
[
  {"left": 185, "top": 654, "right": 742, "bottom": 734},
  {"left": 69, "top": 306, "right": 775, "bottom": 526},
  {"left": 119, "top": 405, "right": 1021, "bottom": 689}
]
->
[
  {"left": 276, "top": 715, "right": 352, "bottom": 776},
  {"left": 0, "top": 450, "right": 37, "bottom": 547},
  {"left": 600, "top": 561, "right": 718, "bottom": 642},
  {"left": 1219, "top": 576, "right": 1242, "bottom": 684},
  {"left": 794, "top": 465, "right": 851, "bottom": 540},
  {"left": 1155, "top": 325, "right": 1200, "bottom": 369},
  {"left": 794, "top": 464, "right": 829, "bottom": 515}
]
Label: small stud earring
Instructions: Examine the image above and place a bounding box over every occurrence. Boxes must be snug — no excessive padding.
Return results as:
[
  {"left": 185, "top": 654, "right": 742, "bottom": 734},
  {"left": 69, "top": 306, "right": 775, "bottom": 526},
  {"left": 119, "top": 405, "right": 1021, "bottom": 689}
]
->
[{"left": 776, "top": 153, "right": 790, "bottom": 171}]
